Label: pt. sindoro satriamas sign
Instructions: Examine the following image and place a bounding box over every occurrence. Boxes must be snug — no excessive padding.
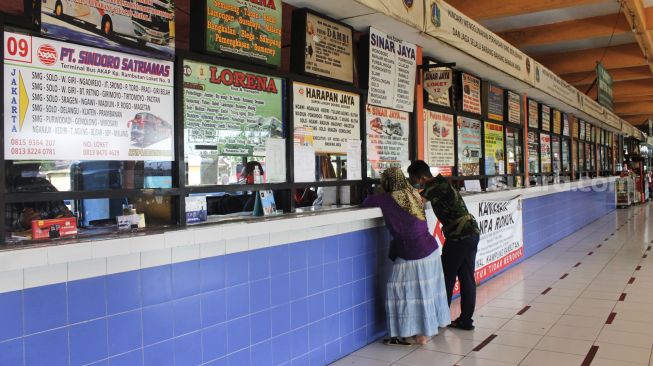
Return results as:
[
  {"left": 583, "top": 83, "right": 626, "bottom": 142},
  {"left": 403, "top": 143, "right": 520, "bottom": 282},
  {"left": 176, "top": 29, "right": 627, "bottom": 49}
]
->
[
  {"left": 4, "top": 32, "right": 174, "bottom": 161},
  {"left": 197, "top": 0, "right": 282, "bottom": 67},
  {"left": 182, "top": 60, "right": 283, "bottom": 158}
]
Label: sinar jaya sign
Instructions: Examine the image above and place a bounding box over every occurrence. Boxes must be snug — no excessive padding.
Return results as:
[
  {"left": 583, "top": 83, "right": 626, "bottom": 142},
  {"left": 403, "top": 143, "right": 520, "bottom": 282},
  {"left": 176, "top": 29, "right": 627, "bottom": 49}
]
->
[
  {"left": 368, "top": 27, "right": 417, "bottom": 112},
  {"left": 366, "top": 105, "right": 410, "bottom": 176},
  {"left": 292, "top": 82, "right": 360, "bottom": 154},
  {"left": 3, "top": 32, "right": 174, "bottom": 161}
]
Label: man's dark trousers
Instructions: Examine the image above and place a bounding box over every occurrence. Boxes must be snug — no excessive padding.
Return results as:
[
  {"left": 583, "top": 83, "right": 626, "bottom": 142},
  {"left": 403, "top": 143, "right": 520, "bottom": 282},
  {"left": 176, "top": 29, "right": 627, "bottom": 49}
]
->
[{"left": 441, "top": 233, "right": 479, "bottom": 327}]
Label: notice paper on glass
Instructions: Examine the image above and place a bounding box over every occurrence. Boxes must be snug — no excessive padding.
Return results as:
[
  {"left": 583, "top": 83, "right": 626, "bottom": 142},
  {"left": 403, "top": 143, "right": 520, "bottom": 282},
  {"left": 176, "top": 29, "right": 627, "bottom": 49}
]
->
[
  {"left": 294, "top": 145, "right": 316, "bottom": 182},
  {"left": 265, "top": 138, "right": 286, "bottom": 183},
  {"left": 346, "top": 140, "right": 362, "bottom": 180}
]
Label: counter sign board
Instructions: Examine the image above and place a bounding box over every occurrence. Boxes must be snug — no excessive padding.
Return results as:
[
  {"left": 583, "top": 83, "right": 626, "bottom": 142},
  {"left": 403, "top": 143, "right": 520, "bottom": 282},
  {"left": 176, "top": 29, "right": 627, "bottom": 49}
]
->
[
  {"left": 462, "top": 73, "right": 481, "bottom": 115},
  {"left": 366, "top": 105, "right": 410, "bottom": 176},
  {"left": 4, "top": 32, "right": 174, "bottom": 161},
  {"left": 507, "top": 91, "right": 521, "bottom": 125},
  {"left": 199, "top": 0, "right": 283, "bottom": 67},
  {"left": 367, "top": 27, "right": 417, "bottom": 112},
  {"left": 182, "top": 60, "right": 283, "bottom": 157},
  {"left": 292, "top": 9, "right": 354, "bottom": 83},
  {"left": 596, "top": 63, "right": 613, "bottom": 111},
  {"left": 292, "top": 82, "right": 360, "bottom": 154}
]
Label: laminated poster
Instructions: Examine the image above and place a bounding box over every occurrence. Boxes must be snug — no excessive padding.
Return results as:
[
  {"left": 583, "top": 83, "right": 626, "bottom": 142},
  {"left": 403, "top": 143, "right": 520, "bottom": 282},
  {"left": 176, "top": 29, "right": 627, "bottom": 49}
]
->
[
  {"left": 563, "top": 114, "right": 570, "bottom": 137},
  {"left": 183, "top": 60, "right": 283, "bottom": 158},
  {"left": 425, "top": 64, "right": 453, "bottom": 107},
  {"left": 528, "top": 132, "right": 540, "bottom": 174},
  {"left": 487, "top": 84, "right": 504, "bottom": 122},
  {"left": 265, "top": 138, "right": 286, "bottom": 183},
  {"left": 527, "top": 99, "right": 539, "bottom": 129},
  {"left": 484, "top": 122, "right": 505, "bottom": 175},
  {"left": 540, "top": 134, "right": 552, "bottom": 173},
  {"left": 507, "top": 91, "right": 521, "bottom": 125},
  {"left": 37, "top": 0, "right": 175, "bottom": 58},
  {"left": 368, "top": 28, "right": 417, "bottom": 112},
  {"left": 424, "top": 110, "right": 454, "bottom": 175},
  {"left": 205, "top": 0, "right": 282, "bottom": 67},
  {"left": 541, "top": 104, "right": 551, "bottom": 131},
  {"left": 553, "top": 110, "right": 562, "bottom": 135},
  {"left": 346, "top": 139, "right": 362, "bottom": 180},
  {"left": 462, "top": 73, "right": 481, "bottom": 115},
  {"left": 303, "top": 12, "right": 353, "bottom": 83},
  {"left": 457, "top": 117, "right": 482, "bottom": 176},
  {"left": 4, "top": 32, "right": 174, "bottom": 161},
  {"left": 366, "top": 105, "right": 410, "bottom": 178},
  {"left": 579, "top": 120, "right": 586, "bottom": 140},
  {"left": 292, "top": 82, "right": 360, "bottom": 155}
]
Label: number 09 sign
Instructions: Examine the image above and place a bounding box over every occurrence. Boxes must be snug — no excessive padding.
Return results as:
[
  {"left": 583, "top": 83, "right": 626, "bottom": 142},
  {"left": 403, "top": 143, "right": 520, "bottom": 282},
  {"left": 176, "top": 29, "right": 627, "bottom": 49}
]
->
[{"left": 3, "top": 32, "right": 175, "bottom": 161}]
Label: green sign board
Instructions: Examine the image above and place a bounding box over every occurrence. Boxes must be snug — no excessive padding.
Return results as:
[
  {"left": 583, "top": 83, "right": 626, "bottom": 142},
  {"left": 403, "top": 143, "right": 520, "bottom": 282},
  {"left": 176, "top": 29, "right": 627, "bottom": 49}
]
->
[
  {"left": 183, "top": 60, "right": 283, "bottom": 157},
  {"left": 205, "top": 0, "right": 282, "bottom": 67},
  {"left": 596, "top": 63, "right": 613, "bottom": 111}
]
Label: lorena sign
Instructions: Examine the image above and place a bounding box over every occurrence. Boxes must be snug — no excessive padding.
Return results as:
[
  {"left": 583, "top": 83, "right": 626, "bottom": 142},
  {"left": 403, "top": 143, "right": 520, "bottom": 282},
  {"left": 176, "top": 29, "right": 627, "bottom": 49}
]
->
[{"left": 423, "top": 67, "right": 452, "bottom": 101}]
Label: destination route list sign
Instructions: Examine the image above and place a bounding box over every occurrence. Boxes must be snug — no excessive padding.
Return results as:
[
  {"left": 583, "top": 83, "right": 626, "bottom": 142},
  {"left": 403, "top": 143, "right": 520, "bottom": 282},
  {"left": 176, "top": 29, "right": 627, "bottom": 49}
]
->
[{"left": 3, "top": 32, "right": 174, "bottom": 161}]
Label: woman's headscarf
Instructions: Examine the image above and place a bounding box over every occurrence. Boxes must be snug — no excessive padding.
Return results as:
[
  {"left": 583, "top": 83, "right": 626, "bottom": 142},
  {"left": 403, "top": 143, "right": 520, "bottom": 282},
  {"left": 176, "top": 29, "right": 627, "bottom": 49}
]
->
[{"left": 381, "top": 167, "right": 425, "bottom": 220}]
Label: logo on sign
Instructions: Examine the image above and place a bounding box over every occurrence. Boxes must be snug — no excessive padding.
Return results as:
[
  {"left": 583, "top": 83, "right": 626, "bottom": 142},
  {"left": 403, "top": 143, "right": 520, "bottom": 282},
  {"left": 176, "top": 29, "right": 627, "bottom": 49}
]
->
[
  {"left": 403, "top": 0, "right": 414, "bottom": 9},
  {"left": 430, "top": 3, "right": 441, "bottom": 27},
  {"left": 37, "top": 44, "right": 57, "bottom": 66},
  {"left": 423, "top": 68, "right": 452, "bottom": 100}
]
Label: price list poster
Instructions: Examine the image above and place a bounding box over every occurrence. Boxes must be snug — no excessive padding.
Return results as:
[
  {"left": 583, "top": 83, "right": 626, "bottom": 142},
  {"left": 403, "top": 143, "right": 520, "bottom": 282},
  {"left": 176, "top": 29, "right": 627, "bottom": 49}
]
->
[{"left": 4, "top": 32, "right": 174, "bottom": 161}]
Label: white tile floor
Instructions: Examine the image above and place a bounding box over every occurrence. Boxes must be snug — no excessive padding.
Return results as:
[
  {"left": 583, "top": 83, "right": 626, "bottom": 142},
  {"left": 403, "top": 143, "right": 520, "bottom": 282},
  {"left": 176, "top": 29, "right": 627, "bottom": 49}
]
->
[{"left": 331, "top": 202, "right": 653, "bottom": 366}]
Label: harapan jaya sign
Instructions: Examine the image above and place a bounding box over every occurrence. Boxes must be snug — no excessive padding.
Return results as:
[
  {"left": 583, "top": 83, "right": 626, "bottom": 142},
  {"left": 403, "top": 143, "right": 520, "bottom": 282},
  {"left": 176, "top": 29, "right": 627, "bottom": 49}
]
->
[
  {"left": 4, "top": 32, "right": 174, "bottom": 161},
  {"left": 292, "top": 82, "right": 360, "bottom": 154}
]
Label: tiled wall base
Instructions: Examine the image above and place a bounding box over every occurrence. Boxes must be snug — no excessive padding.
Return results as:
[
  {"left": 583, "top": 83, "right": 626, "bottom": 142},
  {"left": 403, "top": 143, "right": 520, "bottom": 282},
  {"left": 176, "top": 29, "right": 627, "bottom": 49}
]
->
[
  {"left": 0, "top": 186, "right": 616, "bottom": 366},
  {"left": 0, "top": 228, "right": 391, "bottom": 366}
]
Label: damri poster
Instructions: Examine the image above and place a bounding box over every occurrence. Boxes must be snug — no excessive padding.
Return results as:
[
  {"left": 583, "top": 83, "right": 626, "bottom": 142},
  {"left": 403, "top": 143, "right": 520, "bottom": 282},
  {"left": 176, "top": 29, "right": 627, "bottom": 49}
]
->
[
  {"left": 293, "top": 82, "right": 360, "bottom": 155},
  {"left": 366, "top": 105, "right": 410, "bottom": 178},
  {"left": 4, "top": 32, "right": 174, "bottom": 161}
]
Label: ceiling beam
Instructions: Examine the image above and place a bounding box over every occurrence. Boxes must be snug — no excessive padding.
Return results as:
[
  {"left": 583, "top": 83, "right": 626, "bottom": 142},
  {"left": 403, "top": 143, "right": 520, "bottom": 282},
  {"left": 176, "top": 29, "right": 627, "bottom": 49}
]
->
[
  {"left": 623, "top": 0, "right": 653, "bottom": 74},
  {"left": 498, "top": 14, "right": 629, "bottom": 48},
  {"left": 614, "top": 101, "right": 653, "bottom": 115},
  {"left": 613, "top": 79, "right": 653, "bottom": 98},
  {"left": 562, "top": 66, "right": 653, "bottom": 86},
  {"left": 623, "top": 114, "right": 651, "bottom": 125},
  {"left": 645, "top": 7, "right": 653, "bottom": 30},
  {"left": 536, "top": 43, "right": 646, "bottom": 75},
  {"left": 615, "top": 94, "right": 653, "bottom": 103},
  {"left": 445, "top": 0, "right": 606, "bottom": 21}
]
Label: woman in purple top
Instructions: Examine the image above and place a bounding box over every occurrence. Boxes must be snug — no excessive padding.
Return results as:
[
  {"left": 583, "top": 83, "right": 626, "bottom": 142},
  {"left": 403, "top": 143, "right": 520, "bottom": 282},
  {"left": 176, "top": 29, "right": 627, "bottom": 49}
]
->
[{"left": 363, "top": 168, "right": 451, "bottom": 345}]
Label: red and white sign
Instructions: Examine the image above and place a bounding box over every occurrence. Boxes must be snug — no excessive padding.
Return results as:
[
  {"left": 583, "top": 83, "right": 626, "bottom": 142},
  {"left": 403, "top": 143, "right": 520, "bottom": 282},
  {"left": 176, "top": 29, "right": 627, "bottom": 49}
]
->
[
  {"left": 423, "top": 68, "right": 452, "bottom": 102},
  {"left": 428, "top": 196, "right": 524, "bottom": 295}
]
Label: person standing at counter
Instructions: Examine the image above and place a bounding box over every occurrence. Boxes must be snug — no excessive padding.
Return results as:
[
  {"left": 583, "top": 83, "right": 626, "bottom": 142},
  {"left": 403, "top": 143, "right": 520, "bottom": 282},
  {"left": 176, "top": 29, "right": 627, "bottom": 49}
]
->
[
  {"left": 408, "top": 160, "right": 480, "bottom": 331},
  {"left": 362, "top": 167, "right": 451, "bottom": 345}
]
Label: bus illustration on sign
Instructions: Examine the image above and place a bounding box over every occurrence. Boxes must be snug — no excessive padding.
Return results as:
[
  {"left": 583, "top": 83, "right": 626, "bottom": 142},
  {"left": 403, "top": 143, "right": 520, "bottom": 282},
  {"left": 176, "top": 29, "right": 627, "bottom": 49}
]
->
[{"left": 40, "top": 0, "right": 174, "bottom": 48}]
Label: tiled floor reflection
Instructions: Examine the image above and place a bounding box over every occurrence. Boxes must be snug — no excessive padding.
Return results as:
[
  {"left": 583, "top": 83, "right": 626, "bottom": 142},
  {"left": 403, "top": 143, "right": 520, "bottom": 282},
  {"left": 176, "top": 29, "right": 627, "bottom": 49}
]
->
[{"left": 331, "top": 202, "right": 653, "bottom": 366}]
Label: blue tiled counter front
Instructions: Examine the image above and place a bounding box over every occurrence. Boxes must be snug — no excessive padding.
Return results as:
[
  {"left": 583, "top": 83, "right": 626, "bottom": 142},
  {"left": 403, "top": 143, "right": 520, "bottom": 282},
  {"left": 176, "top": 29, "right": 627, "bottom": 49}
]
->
[{"left": 0, "top": 177, "right": 617, "bottom": 366}]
